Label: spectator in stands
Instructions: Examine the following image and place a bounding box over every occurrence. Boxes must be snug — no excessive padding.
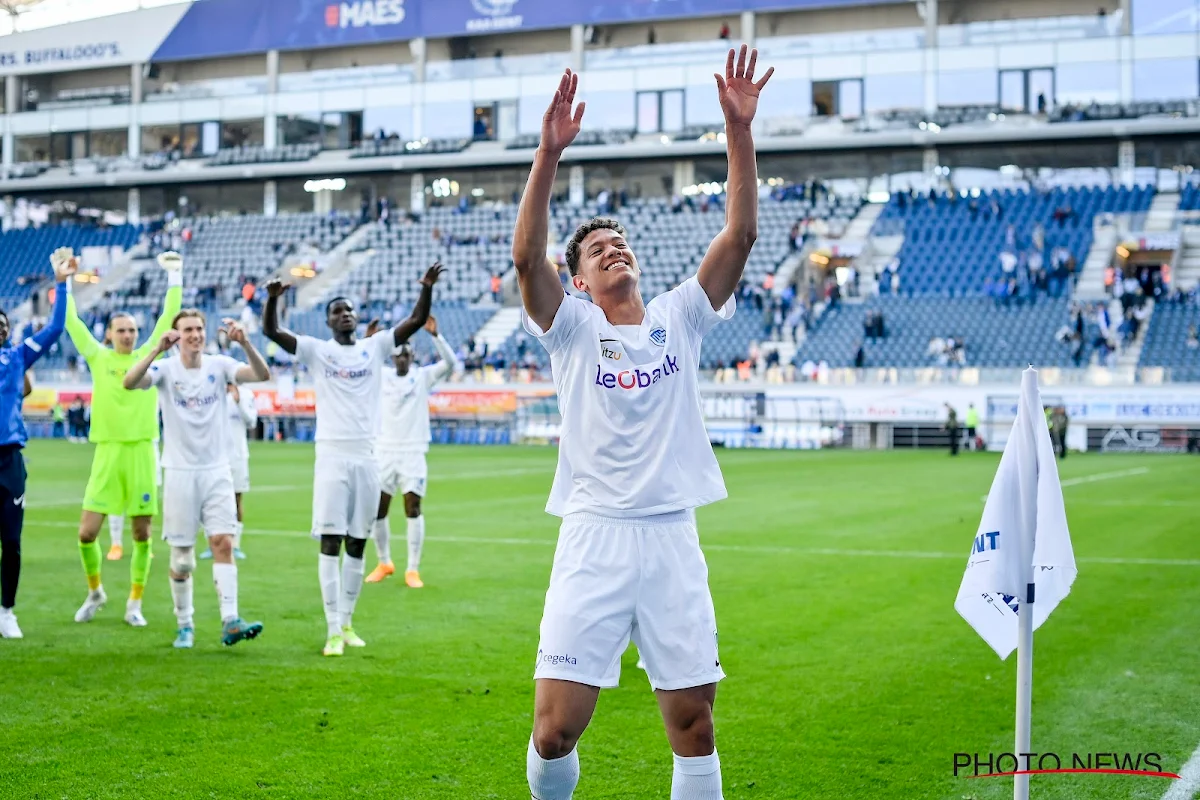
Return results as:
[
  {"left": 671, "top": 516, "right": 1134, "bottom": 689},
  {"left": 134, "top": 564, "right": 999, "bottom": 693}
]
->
[
  {"left": 854, "top": 342, "right": 865, "bottom": 369},
  {"left": 491, "top": 273, "right": 502, "bottom": 303},
  {"left": 945, "top": 404, "right": 960, "bottom": 456},
  {"left": 718, "top": 21, "right": 730, "bottom": 39},
  {"left": 1187, "top": 325, "right": 1199, "bottom": 349}
]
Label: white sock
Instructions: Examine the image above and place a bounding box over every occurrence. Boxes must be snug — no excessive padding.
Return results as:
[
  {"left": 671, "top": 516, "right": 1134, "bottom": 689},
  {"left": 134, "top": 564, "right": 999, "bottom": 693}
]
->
[
  {"left": 233, "top": 521, "right": 244, "bottom": 550},
  {"left": 109, "top": 515, "right": 124, "bottom": 547},
  {"left": 527, "top": 737, "right": 579, "bottom": 800},
  {"left": 671, "top": 752, "right": 722, "bottom": 800},
  {"left": 318, "top": 554, "right": 341, "bottom": 638},
  {"left": 406, "top": 515, "right": 424, "bottom": 573},
  {"left": 212, "top": 562, "right": 239, "bottom": 623},
  {"left": 373, "top": 517, "right": 391, "bottom": 565},
  {"left": 339, "top": 554, "right": 365, "bottom": 629},
  {"left": 171, "top": 577, "right": 193, "bottom": 629}
]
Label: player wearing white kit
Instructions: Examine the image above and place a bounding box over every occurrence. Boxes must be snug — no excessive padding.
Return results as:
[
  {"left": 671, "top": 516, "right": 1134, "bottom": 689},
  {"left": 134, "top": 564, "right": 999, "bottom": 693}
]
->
[
  {"left": 262, "top": 264, "right": 443, "bottom": 657},
  {"left": 365, "top": 314, "right": 460, "bottom": 588},
  {"left": 200, "top": 381, "right": 257, "bottom": 561},
  {"left": 514, "top": 48, "right": 773, "bottom": 800},
  {"left": 123, "top": 310, "right": 271, "bottom": 648}
]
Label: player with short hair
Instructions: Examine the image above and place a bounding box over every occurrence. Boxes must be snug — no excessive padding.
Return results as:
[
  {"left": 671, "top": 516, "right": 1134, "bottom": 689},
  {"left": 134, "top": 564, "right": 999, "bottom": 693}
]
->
[
  {"left": 262, "top": 264, "right": 442, "bottom": 657},
  {"left": 365, "top": 314, "right": 460, "bottom": 587},
  {"left": 0, "top": 250, "right": 77, "bottom": 639},
  {"left": 514, "top": 48, "right": 773, "bottom": 799},
  {"left": 69, "top": 252, "right": 183, "bottom": 627},
  {"left": 123, "top": 310, "right": 270, "bottom": 649}
]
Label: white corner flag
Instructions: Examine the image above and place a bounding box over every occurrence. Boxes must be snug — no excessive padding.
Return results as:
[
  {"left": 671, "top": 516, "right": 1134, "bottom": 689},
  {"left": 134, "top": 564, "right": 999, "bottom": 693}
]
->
[{"left": 955, "top": 367, "right": 1077, "bottom": 660}]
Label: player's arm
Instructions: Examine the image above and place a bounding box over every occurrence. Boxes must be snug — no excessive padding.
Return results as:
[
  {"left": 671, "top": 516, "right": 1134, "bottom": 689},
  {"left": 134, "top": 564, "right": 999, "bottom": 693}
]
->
[
  {"left": 513, "top": 70, "right": 584, "bottom": 333},
  {"left": 695, "top": 45, "right": 774, "bottom": 312},
  {"left": 391, "top": 262, "right": 444, "bottom": 347},
  {"left": 424, "top": 315, "right": 461, "bottom": 383},
  {"left": 124, "top": 330, "right": 179, "bottom": 390},
  {"left": 237, "top": 388, "right": 258, "bottom": 428},
  {"left": 62, "top": 248, "right": 101, "bottom": 360},
  {"left": 22, "top": 249, "right": 77, "bottom": 370},
  {"left": 262, "top": 279, "right": 298, "bottom": 355},
  {"left": 22, "top": 372, "right": 32, "bottom": 398},
  {"left": 222, "top": 319, "right": 271, "bottom": 384},
  {"left": 135, "top": 251, "right": 185, "bottom": 359}
]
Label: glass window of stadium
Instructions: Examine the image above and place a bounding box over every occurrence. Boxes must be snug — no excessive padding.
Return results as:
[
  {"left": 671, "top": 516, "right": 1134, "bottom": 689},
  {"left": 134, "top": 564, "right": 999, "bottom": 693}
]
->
[
  {"left": 636, "top": 90, "right": 685, "bottom": 134},
  {"left": 140, "top": 182, "right": 265, "bottom": 218},
  {"left": 473, "top": 105, "right": 497, "bottom": 141},
  {"left": 15, "top": 135, "right": 50, "bottom": 163},
  {"left": 221, "top": 119, "right": 265, "bottom": 149},
  {"left": 811, "top": 80, "right": 863, "bottom": 119},
  {"left": 999, "top": 68, "right": 1054, "bottom": 114}
]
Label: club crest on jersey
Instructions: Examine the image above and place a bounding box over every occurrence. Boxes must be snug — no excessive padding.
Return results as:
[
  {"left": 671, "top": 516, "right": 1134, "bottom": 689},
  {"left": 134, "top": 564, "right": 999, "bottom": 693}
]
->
[
  {"left": 207, "top": 374, "right": 216, "bottom": 383},
  {"left": 649, "top": 327, "right": 667, "bottom": 346}
]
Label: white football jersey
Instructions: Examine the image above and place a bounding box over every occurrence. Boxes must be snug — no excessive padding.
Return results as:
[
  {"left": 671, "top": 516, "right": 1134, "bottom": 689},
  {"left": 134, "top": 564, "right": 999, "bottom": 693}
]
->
[
  {"left": 225, "top": 386, "right": 257, "bottom": 463},
  {"left": 147, "top": 354, "right": 242, "bottom": 470},
  {"left": 522, "top": 276, "right": 733, "bottom": 518},
  {"left": 378, "top": 334, "right": 459, "bottom": 454},
  {"left": 295, "top": 332, "right": 393, "bottom": 458}
]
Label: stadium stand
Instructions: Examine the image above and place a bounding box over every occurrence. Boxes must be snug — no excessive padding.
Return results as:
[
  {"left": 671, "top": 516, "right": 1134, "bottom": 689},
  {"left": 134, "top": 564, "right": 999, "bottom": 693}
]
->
[
  {"left": 793, "top": 295, "right": 1097, "bottom": 369},
  {"left": 872, "top": 185, "right": 1155, "bottom": 297},
  {"left": 1139, "top": 302, "right": 1200, "bottom": 382},
  {"left": 0, "top": 223, "right": 142, "bottom": 304},
  {"left": 352, "top": 138, "right": 471, "bottom": 159},
  {"left": 108, "top": 213, "right": 357, "bottom": 314}
]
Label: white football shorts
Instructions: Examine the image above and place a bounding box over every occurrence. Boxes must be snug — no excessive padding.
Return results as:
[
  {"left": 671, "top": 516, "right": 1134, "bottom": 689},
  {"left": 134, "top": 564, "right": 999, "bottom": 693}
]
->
[
  {"left": 534, "top": 510, "right": 725, "bottom": 692},
  {"left": 378, "top": 450, "right": 427, "bottom": 498},
  {"left": 311, "top": 454, "right": 379, "bottom": 540},
  {"left": 229, "top": 458, "right": 250, "bottom": 494},
  {"left": 161, "top": 466, "right": 238, "bottom": 548}
]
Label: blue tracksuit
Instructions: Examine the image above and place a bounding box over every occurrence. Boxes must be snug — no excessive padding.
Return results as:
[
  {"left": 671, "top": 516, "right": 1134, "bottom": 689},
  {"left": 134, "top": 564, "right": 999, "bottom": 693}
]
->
[{"left": 0, "top": 279, "right": 68, "bottom": 610}]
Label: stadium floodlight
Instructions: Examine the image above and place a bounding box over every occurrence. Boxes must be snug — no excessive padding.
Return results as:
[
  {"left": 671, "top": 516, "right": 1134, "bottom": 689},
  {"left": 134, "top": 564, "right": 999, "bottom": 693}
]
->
[{"left": 955, "top": 368, "right": 1077, "bottom": 800}]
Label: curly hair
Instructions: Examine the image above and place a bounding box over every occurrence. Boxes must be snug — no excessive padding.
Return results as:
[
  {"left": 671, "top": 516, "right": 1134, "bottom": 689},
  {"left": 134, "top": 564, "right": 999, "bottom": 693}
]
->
[{"left": 565, "top": 217, "right": 627, "bottom": 276}]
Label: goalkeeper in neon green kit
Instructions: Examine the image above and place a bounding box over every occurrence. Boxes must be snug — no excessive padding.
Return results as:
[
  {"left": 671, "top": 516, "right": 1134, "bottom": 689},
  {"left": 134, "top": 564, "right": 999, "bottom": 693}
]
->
[{"left": 68, "top": 251, "right": 183, "bottom": 627}]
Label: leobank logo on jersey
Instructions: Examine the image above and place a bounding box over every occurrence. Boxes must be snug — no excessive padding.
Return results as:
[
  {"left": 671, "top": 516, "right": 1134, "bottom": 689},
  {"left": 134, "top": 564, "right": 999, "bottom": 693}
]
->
[
  {"left": 324, "top": 0, "right": 406, "bottom": 29},
  {"left": 324, "top": 366, "right": 373, "bottom": 380},
  {"left": 595, "top": 354, "right": 679, "bottom": 390},
  {"left": 174, "top": 394, "right": 220, "bottom": 410}
]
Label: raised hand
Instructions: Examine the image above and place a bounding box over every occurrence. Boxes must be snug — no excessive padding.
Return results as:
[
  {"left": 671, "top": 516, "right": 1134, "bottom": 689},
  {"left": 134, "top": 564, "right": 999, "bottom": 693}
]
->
[
  {"left": 420, "top": 261, "right": 445, "bottom": 287},
  {"left": 50, "top": 247, "right": 78, "bottom": 282},
  {"left": 365, "top": 318, "right": 381, "bottom": 338},
  {"left": 715, "top": 45, "right": 774, "bottom": 128},
  {"left": 266, "top": 278, "right": 290, "bottom": 298},
  {"left": 227, "top": 383, "right": 241, "bottom": 402},
  {"left": 540, "top": 69, "right": 585, "bottom": 154},
  {"left": 157, "top": 330, "right": 181, "bottom": 353},
  {"left": 221, "top": 318, "right": 247, "bottom": 345},
  {"left": 423, "top": 315, "right": 438, "bottom": 336},
  {"left": 157, "top": 251, "right": 183, "bottom": 273}
]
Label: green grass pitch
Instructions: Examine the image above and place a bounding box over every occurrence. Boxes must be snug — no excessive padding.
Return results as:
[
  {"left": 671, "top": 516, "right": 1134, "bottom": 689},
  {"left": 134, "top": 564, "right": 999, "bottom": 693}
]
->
[{"left": 2, "top": 440, "right": 1198, "bottom": 799}]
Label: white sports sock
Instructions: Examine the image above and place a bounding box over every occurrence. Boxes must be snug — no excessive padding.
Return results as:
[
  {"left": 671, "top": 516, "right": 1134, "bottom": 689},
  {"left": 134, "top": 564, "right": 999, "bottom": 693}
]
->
[
  {"left": 109, "top": 515, "right": 124, "bottom": 547},
  {"left": 339, "top": 554, "right": 365, "bottom": 628},
  {"left": 373, "top": 517, "right": 391, "bottom": 565},
  {"left": 406, "top": 515, "right": 424, "bottom": 573},
  {"left": 171, "top": 577, "right": 193, "bottom": 629},
  {"left": 318, "top": 554, "right": 341, "bottom": 638},
  {"left": 233, "top": 521, "right": 244, "bottom": 550},
  {"left": 527, "top": 737, "right": 579, "bottom": 800},
  {"left": 212, "top": 562, "right": 239, "bottom": 623},
  {"left": 670, "top": 752, "right": 722, "bottom": 800}
]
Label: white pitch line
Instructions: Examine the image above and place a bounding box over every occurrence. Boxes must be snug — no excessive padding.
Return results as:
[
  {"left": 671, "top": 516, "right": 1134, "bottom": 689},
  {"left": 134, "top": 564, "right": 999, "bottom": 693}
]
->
[
  {"left": 1161, "top": 741, "right": 1200, "bottom": 800},
  {"left": 980, "top": 466, "right": 1151, "bottom": 502},
  {"left": 22, "top": 520, "right": 1200, "bottom": 566}
]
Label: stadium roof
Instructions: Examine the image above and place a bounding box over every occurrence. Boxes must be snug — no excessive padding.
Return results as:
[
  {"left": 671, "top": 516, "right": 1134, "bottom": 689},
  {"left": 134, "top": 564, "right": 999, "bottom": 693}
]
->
[{"left": 0, "top": 0, "right": 187, "bottom": 35}]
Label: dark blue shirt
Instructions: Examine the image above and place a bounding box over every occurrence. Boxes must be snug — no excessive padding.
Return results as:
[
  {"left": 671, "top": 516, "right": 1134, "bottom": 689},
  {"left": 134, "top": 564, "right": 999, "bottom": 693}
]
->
[{"left": 0, "top": 280, "right": 68, "bottom": 448}]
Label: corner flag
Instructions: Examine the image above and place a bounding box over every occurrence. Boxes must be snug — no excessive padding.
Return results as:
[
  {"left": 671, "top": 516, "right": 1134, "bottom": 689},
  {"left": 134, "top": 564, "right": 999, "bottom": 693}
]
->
[{"left": 954, "top": 367, "right": 1077, "bottom": 660}]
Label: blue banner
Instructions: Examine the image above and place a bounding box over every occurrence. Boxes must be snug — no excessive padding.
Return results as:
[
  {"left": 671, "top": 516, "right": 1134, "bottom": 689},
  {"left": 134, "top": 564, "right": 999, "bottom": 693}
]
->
[
  {"left": 154, "top": 0, "right": 419, "bottom": 62},
  {"left": 153, "top": 0, "right": 873, "bottom": 61}
]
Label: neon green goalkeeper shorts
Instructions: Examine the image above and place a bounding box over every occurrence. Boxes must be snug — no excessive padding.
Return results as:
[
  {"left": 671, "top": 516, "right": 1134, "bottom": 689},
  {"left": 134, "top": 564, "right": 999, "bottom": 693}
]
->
[{"left": 82, "top": 441, "right": 159, "bottom": 518}]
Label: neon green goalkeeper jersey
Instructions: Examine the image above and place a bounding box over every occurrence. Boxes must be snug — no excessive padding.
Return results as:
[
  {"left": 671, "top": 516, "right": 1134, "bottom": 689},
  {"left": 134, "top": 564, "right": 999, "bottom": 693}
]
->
[{"left": 65, "top": 277, "right": 182, "bottom": 443}]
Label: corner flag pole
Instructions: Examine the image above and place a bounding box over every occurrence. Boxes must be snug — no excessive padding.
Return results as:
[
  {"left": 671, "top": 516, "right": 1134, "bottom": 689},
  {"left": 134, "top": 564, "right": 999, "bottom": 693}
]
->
[
  {"left": 1014, "top": 580, "right": 1034, "bottom": 800},
  {"left": 1014, "top": 365, "right": 1039, "bottom": 800}
]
